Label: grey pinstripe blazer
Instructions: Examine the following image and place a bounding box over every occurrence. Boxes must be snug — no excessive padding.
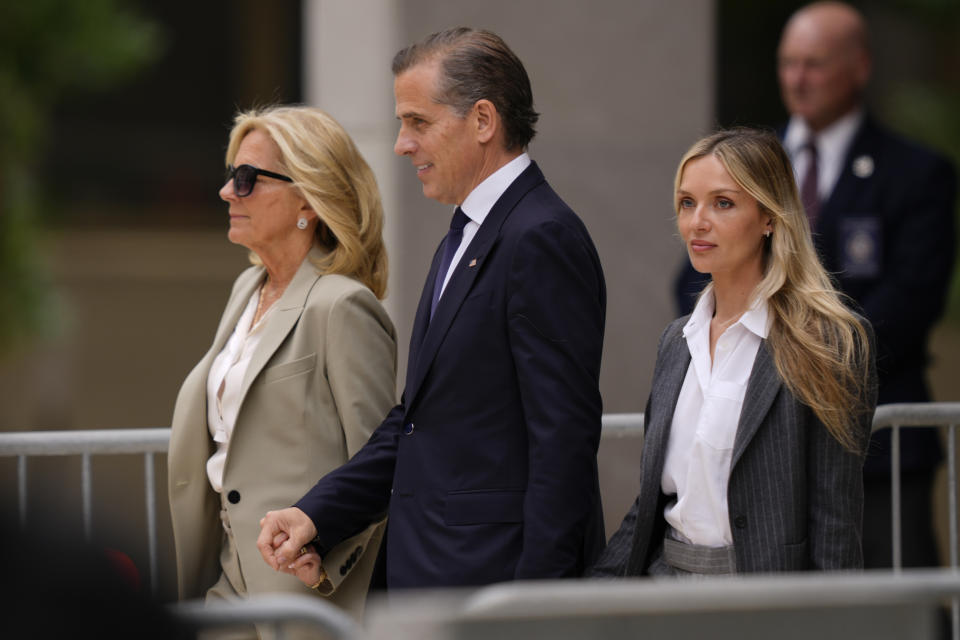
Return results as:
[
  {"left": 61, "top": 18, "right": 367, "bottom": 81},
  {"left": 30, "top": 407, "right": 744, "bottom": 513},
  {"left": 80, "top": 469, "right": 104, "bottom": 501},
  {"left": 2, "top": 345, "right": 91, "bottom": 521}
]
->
[{"left": 590, "top": 315, "right": 876, "bottom": 576}]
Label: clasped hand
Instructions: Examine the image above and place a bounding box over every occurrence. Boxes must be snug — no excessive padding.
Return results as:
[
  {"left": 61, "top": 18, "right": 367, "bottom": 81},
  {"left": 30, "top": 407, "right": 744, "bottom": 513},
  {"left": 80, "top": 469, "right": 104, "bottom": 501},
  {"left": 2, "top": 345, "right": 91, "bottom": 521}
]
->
[{"left": 257, "top": 507, "right": 325, "bottom": 587}]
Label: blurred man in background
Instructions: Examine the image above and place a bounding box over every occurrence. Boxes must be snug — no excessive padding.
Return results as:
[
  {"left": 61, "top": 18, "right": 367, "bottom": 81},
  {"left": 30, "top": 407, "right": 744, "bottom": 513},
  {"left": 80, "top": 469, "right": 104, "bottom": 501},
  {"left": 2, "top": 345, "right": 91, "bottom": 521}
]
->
[{"left": 675, "top": 1, "right": 957, "bottom": 567}]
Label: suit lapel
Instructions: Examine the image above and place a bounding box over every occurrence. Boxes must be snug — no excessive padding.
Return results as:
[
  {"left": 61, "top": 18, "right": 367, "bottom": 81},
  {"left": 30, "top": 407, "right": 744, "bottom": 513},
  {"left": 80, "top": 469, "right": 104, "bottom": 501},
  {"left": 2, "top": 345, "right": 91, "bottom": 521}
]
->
[
  {"left": 643, "top": 326, "right": 691, "bottom": 482},
  {"left": 186, "top": 266, "right": 263, "bottom": 424},
  {"left": 405, "top": 243, "right": 445, "bottom": 387},
  {"left": 236, "top": 249, "right": 323, "bottom": 406},
  {"left": 211, "top": 269, "right": 263, "bottom": 359},
  {"left": 403, "top": 162, "right": 545, "bottom": 407},
  {"left": 169, "top": 264, "right": 263, "bottom": 482},
  {"left": 815, "top": 117, "right": 878, "bottom": 231},
  {"left": 624, "top": 323, "right": 690, "bottom": 573},
  {"left": 731, "top": 340, "right": 782, "bottom": 468}
]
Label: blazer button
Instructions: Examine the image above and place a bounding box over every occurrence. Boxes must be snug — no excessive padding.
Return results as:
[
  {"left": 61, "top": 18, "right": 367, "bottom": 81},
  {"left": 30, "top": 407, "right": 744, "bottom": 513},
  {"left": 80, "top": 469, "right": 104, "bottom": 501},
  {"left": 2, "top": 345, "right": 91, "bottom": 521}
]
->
[
  {"left": 227, "top": 490, "right": 241, "bottom": 504},
  {"left": 403, "top": 422, "right": 415, "bottom": 435},
  {"left": 733, "top": 515, "right": 747, "bottom": 529}
]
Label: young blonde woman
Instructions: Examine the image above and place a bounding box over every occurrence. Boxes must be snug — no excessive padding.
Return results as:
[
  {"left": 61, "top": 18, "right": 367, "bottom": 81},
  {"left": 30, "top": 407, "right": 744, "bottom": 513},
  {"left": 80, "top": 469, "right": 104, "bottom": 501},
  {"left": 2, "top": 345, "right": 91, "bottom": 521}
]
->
[
  {"left": 591, "top": 128, "right": 877, "bottom": 576},
  {"left": 167, "top": 105, "right": 396, "bottom": 634}
]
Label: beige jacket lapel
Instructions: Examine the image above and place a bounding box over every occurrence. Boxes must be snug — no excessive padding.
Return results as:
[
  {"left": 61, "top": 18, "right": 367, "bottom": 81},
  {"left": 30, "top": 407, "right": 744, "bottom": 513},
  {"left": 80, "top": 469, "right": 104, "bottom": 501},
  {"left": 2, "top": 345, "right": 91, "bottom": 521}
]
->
[
  {"left": 209, "top": 269, "right": 264, "bottom": 359},
  {"left": 236, "top": 248, "right": 324, "bottom": 407}
]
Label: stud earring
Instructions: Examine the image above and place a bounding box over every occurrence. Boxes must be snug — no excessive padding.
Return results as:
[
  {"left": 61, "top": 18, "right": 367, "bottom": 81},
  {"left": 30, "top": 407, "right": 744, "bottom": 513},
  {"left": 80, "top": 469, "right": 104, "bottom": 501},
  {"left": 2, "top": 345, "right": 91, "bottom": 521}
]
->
[
  {"left": 297, "top": 217, "right": 309, "bottom": 230},
  {"left": 764, "top": 230, "right": 772, "bottom": 238}
]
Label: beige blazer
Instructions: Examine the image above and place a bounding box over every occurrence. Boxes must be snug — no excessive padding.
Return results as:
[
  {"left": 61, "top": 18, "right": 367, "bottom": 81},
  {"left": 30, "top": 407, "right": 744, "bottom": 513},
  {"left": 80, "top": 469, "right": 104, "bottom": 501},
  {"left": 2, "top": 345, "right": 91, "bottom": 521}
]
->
[{"left": 168, "top": 248, "right": 397, "bottom": 617}]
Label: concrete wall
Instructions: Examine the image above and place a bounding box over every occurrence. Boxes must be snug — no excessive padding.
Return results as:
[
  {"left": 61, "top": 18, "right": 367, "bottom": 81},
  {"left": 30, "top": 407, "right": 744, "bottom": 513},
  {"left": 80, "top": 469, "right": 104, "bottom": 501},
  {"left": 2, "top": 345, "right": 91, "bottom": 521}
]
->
[{"left": 307, "top": 0, "right": 714, "bottom": 408}]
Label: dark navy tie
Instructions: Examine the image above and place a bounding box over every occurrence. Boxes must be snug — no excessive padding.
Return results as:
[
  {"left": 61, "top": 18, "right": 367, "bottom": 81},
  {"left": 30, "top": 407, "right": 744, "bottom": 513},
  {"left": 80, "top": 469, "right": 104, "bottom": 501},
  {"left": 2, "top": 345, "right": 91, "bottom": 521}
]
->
[
  {"left": 430, "top": 207, "right": 470, "bottom": 318},
  {"left": 801, "top": 138, "right": 820, "bottom": 230}
]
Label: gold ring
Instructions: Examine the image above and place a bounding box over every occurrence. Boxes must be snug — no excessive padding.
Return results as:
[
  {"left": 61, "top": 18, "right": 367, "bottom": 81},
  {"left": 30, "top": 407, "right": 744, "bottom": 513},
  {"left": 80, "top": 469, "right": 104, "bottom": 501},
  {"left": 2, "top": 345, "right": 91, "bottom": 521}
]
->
[{"left": 298, "top": 546, "right": 308, "bottom": 557}]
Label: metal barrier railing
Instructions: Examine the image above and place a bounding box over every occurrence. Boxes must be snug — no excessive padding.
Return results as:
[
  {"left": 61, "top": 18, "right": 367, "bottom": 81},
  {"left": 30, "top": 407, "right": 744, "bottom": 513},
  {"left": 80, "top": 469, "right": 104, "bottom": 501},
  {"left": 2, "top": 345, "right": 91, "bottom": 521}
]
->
[
  {"left": 872, "top": 402, "right": 960, "bottom": 640},
  {"left": 0, "top": 428, "right": 170, "bottom": 596},
  {"left": 871, "top": 403, "right": 960, "bottom": 572},
  {"left": 172, "top": 593, "right": 360, "bottom": 640},
  {"left": 2, "top": 404, "right": 960, "bottom": 635},
  {"left": 446, "top": 568, "right": 960, "bottom": 640}
]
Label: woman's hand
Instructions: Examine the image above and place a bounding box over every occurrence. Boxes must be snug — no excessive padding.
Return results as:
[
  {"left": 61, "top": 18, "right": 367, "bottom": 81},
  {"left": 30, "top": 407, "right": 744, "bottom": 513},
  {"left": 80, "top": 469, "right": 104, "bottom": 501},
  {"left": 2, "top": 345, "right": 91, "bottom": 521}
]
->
[
  {"left": 285, "top": 544, "right": 328, "bottom": 589},
  {"left": 257, "top": 507, "right": 318, "bottom": 570}
]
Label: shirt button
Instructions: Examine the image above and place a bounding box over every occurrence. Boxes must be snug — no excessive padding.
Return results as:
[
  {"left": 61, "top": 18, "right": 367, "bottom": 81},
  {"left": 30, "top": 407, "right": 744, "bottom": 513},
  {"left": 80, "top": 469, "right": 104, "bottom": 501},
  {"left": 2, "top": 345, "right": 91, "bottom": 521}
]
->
[
  {"left": 227, "top": 490, "right": 241, "bottom": 504},
  {"left": 734, "top": 515, "right": 747, "bottom": 529},
  {"left": 403, "top": 422, "right": 415, "bottom": 435}
]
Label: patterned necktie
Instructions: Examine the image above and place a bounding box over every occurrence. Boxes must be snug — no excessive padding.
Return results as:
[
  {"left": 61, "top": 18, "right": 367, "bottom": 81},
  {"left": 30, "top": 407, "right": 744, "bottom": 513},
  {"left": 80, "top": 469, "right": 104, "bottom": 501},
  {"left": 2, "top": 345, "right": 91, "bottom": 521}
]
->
[
  {"left": 800, "top": 138, "right": 821, "bottom": 230},
  {"left": 430, "top": 207, "right": 470, "bottom": 318}
]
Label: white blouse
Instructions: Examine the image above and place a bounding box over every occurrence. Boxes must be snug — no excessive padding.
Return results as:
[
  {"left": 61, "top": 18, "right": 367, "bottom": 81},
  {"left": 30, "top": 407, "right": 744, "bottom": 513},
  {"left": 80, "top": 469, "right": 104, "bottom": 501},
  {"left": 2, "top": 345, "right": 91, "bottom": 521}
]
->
[
  {"left": 661, "top": 289, "right": 770, "bottom": 547},
  {"left": 205, "top": 283, "right": 272, "bottom": 493}
]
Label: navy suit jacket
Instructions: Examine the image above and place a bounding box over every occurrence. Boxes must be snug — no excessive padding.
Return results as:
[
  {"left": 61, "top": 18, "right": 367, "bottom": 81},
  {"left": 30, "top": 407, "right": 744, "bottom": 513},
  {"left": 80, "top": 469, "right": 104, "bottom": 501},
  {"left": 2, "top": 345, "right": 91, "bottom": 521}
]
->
[
  {"left": 674, "top": 117, "right": 956, "bottom": 473},
  {"left": 296, "top": 161, "right": 607, "bottom": 588}
]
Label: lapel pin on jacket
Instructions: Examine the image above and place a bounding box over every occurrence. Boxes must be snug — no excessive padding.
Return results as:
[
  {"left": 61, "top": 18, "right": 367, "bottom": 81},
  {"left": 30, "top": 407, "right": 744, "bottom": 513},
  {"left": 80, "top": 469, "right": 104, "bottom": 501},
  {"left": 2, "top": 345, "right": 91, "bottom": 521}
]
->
[
  {"left": 468, "top": 258, "right": 478, "bottom": 267},
  {"left": 852, "top": 155, "right": 874, "bottom": 178}
]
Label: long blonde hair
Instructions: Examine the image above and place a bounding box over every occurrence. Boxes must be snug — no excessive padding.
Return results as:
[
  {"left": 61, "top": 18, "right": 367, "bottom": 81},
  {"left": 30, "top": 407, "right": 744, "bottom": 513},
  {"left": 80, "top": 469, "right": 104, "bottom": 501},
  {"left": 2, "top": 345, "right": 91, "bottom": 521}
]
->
[
  {"left": 225, "top": 105, "right": 388, "bottom": 299},
  {"left": 675, "top": 128, "right": 872, "bottom": 452}
]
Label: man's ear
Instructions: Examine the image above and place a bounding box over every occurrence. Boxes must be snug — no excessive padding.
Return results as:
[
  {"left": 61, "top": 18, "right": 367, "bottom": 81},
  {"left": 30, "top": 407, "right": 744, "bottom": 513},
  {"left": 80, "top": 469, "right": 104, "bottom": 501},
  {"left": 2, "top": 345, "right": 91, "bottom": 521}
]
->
[{"left": 474, "top": 99, "right": 499, "bottom": 145}]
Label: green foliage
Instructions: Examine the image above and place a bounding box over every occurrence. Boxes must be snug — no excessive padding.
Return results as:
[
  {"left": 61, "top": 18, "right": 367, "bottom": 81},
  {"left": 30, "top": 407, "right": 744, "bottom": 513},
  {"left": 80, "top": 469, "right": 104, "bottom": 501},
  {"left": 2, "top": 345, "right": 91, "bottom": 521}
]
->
[
  {"left": 0, "top": 0, "right": 162, "bottom": 353},
  {"left": 880, "top": 84, "right": 960, "bottom": 323}
]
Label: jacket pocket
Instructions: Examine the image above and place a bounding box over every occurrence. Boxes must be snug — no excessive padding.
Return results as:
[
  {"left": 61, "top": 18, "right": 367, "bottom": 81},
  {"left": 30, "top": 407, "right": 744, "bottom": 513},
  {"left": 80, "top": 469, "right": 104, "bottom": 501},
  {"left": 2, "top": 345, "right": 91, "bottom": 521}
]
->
[
  {"left": 444, "top": 488, "right": 525, "bottom": 525},
  {"left": 783, "top": 538, "right": 808, "bottom": 569},
  {"left": 262, "top": 352, "right": 316, "bottom": 384}
]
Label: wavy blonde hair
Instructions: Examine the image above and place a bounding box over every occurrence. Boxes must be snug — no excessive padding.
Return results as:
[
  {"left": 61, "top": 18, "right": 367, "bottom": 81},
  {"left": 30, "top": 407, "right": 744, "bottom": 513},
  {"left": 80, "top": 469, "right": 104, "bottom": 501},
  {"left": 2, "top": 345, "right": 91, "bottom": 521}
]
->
[
  {"left": 225, "top": 105, "right": 388, "bottom": 299},
  {"left": 675, "top": 128, "right": 871, "bottom": 452}
]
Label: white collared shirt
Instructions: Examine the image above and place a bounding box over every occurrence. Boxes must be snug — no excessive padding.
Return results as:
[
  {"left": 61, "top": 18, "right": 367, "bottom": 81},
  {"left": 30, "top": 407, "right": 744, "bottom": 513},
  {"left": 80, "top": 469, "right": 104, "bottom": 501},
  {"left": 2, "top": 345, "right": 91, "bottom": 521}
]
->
[
  {"left": 783, "top": 108, "right": 864, "bottom": 203},
  {"left": 437, "top": 152, "right": 532, "bottom": 298},
  {"left": 205, "top": 282, "right": 272, "bottom": 493},
  {"left": 661, "top": 288, "right": 770, "bottom": 547}
]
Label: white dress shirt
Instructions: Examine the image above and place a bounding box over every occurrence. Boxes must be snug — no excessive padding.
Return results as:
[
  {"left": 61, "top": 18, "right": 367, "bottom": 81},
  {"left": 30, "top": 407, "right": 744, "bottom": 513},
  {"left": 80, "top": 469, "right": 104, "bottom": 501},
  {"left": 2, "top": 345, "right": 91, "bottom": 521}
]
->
[
  {"left": 661, "top": 288, "right": 770, "bottom": 547},
  {"left": 205, "top": 282, "right": 271, "bottom": 493},
  {"left": 437, "top": 152, "right": 531, "bottom": 298},
  {"left": 783, "top": 108, "right": 863, "bottom": 203}
]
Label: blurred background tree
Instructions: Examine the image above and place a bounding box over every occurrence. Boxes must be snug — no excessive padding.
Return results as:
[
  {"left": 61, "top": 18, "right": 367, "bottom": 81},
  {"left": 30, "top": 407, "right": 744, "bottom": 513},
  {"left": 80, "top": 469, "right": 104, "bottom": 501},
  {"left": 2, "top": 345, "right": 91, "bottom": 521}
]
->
[{"left": 0, "top": 0, "right": 163, "bottom": 354}]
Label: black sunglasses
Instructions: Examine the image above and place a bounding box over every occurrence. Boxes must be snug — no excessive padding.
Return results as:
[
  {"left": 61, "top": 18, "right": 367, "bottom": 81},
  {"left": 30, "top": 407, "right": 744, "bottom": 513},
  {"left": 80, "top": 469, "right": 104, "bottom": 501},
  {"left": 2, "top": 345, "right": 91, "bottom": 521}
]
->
[{"left": 226, "top": 164, "right": 293, "bottom": 197}]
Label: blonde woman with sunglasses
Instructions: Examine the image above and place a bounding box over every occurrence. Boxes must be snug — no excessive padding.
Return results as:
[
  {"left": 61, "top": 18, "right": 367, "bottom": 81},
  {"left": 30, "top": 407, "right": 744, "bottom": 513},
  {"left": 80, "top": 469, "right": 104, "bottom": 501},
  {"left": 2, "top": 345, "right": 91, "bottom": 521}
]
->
[{"left": 168, "top": 105, "right": 395, "bottom": 634}]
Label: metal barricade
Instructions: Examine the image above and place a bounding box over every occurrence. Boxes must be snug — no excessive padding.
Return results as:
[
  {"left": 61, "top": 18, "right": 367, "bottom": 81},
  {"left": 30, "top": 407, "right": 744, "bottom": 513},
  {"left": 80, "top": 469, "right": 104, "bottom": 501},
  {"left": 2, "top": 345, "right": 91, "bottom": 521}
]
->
[
  {"left": 440, "top": 569, "right": 960, "bottom": 640},
  {"left": 872, "top": 402, "right": 960, "bottom": 640},
  {"left": 1, "top": 404, "right": 959, "bottom": 637},
  {"left": 0, "top": 427, "right": 170, "bottom": 596},
  {"left": 172, "top": 593, "right": 361, "bottom": 640}
]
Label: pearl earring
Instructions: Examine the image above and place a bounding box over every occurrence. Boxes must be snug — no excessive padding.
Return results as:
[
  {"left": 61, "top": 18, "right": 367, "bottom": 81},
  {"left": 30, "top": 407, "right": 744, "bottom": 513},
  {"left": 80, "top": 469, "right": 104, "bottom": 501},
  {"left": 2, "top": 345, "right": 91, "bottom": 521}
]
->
[{"left": 297, "top": 217, "right": 309, "bottom": 230}]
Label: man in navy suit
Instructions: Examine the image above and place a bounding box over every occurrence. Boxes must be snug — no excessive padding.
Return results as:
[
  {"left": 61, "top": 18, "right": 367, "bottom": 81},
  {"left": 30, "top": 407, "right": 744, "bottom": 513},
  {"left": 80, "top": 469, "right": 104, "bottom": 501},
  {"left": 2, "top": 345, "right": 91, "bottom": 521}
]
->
[
  {"left": 675, "top": 2, "right": 956, "bottom": 567},
  {"left": 257, "top": 27, "right": 606, "bottom": 588}
]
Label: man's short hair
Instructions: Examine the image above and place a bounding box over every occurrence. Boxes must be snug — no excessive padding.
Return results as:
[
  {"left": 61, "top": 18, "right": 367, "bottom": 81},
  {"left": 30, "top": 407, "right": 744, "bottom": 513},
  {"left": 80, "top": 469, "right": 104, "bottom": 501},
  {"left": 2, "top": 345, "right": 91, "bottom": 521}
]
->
[{"left": 392, "top": 27, "right": 539, "bottom": 151}]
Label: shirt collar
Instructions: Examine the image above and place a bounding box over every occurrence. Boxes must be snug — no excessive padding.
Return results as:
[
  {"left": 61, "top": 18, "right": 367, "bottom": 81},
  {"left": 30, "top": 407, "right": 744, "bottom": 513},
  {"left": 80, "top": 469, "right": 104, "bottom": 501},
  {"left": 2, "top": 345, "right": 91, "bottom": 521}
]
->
[
  {"left": 783, "top": 108, "right": 864, "bottom": 158},
  {"left": 458, "top": 152, "right": 531, "bottom": 226},
  {"left": 682, "top": 286, "right": 770, "bottom": 340}
]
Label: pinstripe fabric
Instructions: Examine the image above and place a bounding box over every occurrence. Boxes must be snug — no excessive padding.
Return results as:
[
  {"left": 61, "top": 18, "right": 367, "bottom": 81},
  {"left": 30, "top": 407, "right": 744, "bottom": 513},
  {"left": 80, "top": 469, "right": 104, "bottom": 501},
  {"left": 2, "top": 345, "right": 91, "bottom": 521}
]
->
[
  {"left": 589, "top": 316, "right": 876, "bottom": 577},
  {"left": 662, "top": 537, "right": 736, "bottom": 573}
]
